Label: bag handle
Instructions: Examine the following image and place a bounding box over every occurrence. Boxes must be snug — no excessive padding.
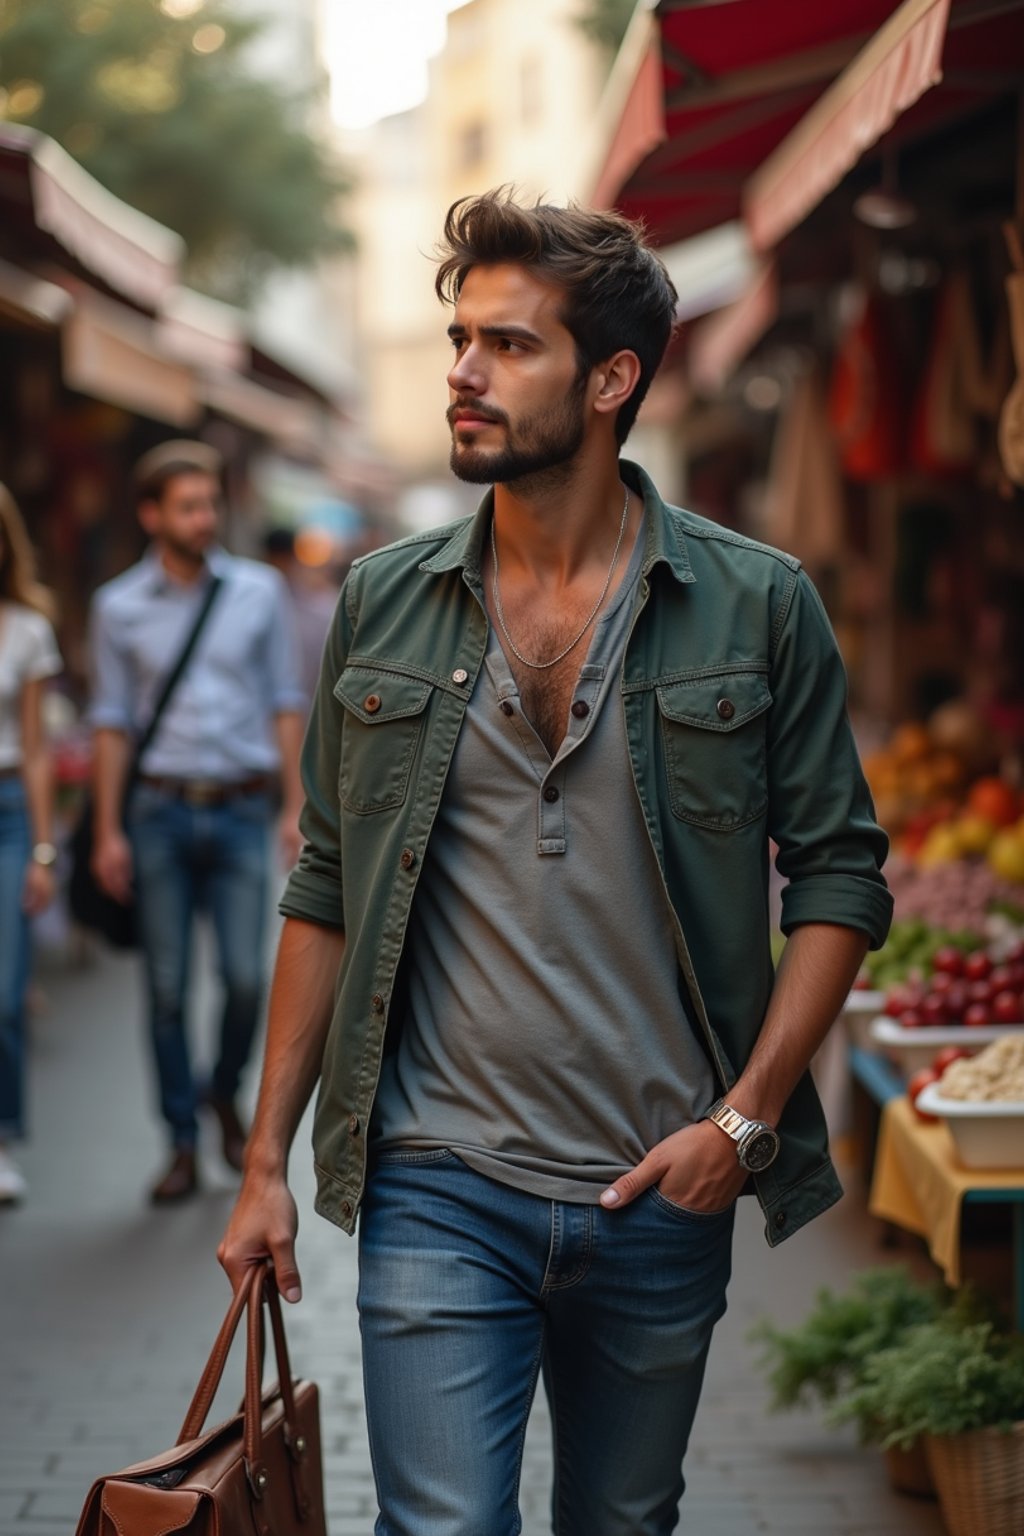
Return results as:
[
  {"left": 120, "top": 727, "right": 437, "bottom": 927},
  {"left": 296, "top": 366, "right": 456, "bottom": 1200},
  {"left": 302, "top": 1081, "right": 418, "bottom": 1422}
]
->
[{"left": 177, "top": 1262, "right": 311, "bottom": 1513}]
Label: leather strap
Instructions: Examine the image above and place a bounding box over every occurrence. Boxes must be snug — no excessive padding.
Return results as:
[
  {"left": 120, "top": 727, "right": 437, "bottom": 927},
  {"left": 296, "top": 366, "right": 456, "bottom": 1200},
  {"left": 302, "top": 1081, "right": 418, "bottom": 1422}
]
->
[
  {"left": 177, "top": 1261, "right": 310, "bottom": 1513},
  {"left": 130, "top": 575, "right": 224, "bottom": 788}
]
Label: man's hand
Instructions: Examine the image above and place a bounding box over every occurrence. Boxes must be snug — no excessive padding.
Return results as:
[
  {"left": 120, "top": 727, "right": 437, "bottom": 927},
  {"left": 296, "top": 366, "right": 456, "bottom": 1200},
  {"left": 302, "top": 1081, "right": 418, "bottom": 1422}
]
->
[
  {"left": 277, "top": 809, "right": 303, "bottom": 873},
  {"left": 217, "top": 1170, "right": 302, "bottom": 1302},
  {"left": 599, "top": 1120, "right": 748, "bottom": 1215},
  {"left": 92, "top": 829, "right": 134, "bottom": 904},
  {"left": 22, "top": 860, "right": 56, "bottom": 916}
]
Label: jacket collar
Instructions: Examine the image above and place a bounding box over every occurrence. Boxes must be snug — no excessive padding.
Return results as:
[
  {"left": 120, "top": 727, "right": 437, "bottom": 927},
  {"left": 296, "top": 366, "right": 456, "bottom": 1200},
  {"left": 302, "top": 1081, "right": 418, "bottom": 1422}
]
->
[{"left": 418, "top": 460, "right": 695, "bottom": 587}]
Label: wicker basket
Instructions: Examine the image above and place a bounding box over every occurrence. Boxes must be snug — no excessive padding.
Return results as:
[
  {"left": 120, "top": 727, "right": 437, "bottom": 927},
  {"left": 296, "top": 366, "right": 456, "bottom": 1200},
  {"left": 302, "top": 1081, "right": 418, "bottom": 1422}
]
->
[
  {"left": 883, "top": 1441, "right": 935, "bottom": 1498},
  {"left": 923, "top": 1422, "right": 1024, "bottom": 1536}
]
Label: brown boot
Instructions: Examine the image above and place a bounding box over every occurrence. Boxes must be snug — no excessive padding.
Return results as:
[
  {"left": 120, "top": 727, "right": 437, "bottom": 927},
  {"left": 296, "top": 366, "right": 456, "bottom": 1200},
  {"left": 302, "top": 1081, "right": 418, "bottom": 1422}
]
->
[
  {"left": 203, "top": 1096, "right": 248, "bottom": 1173},
  {"left": 149, "top": 1148, "right": 199, "bottom": 1204}
]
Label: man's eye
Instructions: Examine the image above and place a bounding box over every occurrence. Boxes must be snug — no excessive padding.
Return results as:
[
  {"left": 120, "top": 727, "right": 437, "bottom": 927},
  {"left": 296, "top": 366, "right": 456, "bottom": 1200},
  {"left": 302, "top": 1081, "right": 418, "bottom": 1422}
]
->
[{"left": 496, "top": 338, "right": 524, "bottom": 352}]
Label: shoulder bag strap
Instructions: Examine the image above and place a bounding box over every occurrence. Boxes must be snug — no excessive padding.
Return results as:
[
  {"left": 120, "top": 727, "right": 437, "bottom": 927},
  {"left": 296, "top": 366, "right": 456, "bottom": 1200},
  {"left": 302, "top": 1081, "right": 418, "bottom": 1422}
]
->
[{"left": 129, "top": 573, "right": 223, "bottom": 785}]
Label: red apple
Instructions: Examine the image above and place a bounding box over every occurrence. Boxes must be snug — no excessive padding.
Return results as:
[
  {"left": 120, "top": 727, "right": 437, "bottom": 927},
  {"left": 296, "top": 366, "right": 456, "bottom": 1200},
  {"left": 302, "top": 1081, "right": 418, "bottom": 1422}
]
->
[
  {"left": 929, "top": 973, "right": 955, "bottom": 997},
  {"left": 1006, "top": 963, "right": 1024, "bottom": 990},
  {"left": 933, "top": 1046, "right": 971, "bottom": 1074},
  {"left": 885, "top": 985, "right": 920, "bottom": 1018},
  {"left": 921, "top": 995, "right": 949, "bottom": 1026},
  {"left": 907, "top": 1067, "right": 941, "bottom": 1122},
  {"left": 988, "top": 966, "right": 1015, "bottom": 994},
  {"left": 964, "top": 1003, "right": 990, "bottom": 1027},
  {"left": 963, "top": 952, "right": 992, "bottom": 981},
  {"left": 945, "top": 981, "right": 971, "bottom": 1020},
  {"left": 899, "top": 1008, "right": 925, "bottom": 1029},
  {"left": 992, "top": 990, "right": 1022, "bottom": 1025},
  {"left": 932, "top": 947, "right": 965, "bottom": 976},
  {"left": 968, "top": 980, "right": 994, "bottom": 1006}
]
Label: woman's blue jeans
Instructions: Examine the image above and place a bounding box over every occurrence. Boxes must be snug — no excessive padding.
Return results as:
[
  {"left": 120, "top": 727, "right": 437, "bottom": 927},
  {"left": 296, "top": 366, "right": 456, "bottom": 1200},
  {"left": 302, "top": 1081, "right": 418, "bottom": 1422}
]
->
[
  {"left": 358, "top": 1150, "right": 735, "bottom": 1536},
  {"left": 127, "top": 784, "right": 270, "bottom": 1149},
  {"left": 0, "top": 776, "right": 31, "bottom": 1141}
]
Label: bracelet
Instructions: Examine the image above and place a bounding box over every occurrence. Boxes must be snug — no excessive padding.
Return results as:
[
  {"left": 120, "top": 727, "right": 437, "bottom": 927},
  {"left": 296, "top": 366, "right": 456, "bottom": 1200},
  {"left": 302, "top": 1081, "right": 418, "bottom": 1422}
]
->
[{"left": 31, "top": 842, "right": 58, "bottom": 867}]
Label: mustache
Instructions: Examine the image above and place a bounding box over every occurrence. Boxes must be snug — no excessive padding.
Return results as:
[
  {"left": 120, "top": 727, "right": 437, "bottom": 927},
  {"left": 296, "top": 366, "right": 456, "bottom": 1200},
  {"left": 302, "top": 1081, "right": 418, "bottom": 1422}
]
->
[{"left": 446, "top": 399, "right": 509, "bottom": 428}]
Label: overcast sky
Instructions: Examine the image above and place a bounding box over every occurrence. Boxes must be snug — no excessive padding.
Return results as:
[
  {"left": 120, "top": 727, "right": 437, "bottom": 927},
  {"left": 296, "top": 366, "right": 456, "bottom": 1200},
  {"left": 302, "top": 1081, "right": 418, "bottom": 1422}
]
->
[{"left": 324, "top": 0, "right": 472, "bottom": 130}]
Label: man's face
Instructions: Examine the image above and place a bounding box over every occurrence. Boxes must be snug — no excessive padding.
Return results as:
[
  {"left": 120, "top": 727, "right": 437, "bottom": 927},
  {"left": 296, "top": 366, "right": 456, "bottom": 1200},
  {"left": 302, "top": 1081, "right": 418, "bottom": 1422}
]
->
[
  {"left": 141, "top": 472, "right": 220, "bottom": 561},
  {"left": 446, "top": 264, "right": 589, "bottom": 485}
]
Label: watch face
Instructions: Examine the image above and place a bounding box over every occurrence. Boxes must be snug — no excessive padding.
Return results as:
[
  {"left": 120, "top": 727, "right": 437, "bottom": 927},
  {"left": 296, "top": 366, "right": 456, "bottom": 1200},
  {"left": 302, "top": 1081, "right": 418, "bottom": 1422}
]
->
[{"left": 741, "top": 1130, "right": 779, "bottom": 1172}]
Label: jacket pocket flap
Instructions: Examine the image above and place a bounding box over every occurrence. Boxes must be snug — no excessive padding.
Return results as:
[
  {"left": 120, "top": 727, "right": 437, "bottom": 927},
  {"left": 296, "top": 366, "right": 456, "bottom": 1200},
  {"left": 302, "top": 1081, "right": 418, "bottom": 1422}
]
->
[
  {"left": 101, "top": 1483, "right": 201, "bottom": 1536},
  {"left": 333, "top": 668, "right": 432, "bottom": 724},
  {"left": 656, "top": 673, "right": 771, "bottom": 731}
]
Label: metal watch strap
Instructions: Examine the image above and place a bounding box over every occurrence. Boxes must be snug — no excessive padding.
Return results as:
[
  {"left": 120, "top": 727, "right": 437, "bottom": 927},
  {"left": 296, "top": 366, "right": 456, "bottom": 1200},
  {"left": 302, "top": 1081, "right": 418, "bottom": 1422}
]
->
[{"left": 706, "top": 1098, "right": 749, "bottom": 1141}]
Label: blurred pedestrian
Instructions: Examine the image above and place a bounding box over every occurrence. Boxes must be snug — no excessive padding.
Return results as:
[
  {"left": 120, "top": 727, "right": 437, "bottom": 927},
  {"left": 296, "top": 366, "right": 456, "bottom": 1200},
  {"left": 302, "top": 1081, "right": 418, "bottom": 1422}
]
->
[
  {"left": 0, "top": 484, "right": 62, "bottom": 1205},
  {"left": 88, "top": 442, "right": 305, "bottom": 1205},
  {"left": 262, "top": 526, "right": 339, "bottom": 709},
  {"left": 220, "top": 193, "right": 893, "bottom": 1532}
]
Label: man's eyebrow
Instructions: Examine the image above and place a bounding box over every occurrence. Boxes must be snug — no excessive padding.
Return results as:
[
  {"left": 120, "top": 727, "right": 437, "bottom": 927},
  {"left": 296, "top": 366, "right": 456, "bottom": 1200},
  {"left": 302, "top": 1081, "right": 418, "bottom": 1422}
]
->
[{"left": 447, "top": 322, "right": 544, "bottom": 345}]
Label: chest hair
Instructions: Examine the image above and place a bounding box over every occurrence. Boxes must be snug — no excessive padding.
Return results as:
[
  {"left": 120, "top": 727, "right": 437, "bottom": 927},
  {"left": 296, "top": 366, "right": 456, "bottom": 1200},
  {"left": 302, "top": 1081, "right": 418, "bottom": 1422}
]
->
[{"left": 502, "top": 614, "right": 593, "bottom": 757}]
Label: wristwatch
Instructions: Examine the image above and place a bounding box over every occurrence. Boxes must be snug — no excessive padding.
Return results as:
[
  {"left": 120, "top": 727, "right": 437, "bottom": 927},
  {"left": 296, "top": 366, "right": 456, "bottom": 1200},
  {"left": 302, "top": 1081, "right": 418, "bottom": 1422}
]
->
[
  {"left": 32, "top": 842, "right": 58, "bottom": 868},
  {"left": 704, "top": 1098, "right": 780, "bottom": 1172}
]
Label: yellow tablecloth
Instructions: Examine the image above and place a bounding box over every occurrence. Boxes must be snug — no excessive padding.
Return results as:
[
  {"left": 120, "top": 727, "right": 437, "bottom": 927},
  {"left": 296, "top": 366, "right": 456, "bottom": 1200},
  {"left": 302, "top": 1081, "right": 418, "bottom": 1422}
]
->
[{"left": 869, "top": 1096, "right": 1024, "bottom": 1286}]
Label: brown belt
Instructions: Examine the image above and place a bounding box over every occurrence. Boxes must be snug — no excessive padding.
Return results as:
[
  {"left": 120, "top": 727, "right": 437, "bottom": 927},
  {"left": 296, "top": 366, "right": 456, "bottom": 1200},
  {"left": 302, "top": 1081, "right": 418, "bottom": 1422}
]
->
[
  {"left": 136, "top": 774, "right": 274, "bottom": 808},
  {"left": 0, "top": 766, "right": 21, "bottom": 780}
]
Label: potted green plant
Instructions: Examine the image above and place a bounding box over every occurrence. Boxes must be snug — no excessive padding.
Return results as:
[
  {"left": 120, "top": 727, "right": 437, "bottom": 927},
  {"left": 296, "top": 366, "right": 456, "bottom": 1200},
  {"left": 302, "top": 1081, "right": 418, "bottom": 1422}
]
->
[
  {"left": 831, "top": 1318, "right": 1024, "bottom": 1536},
  {"left": 750, "top": 1266, "right": 946, "bottom": 1496}
]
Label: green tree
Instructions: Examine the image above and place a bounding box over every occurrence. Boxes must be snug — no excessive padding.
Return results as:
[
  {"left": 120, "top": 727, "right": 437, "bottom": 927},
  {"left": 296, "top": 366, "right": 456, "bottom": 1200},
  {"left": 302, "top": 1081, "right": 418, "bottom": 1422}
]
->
[
  {"left": 0, "top": 0, "right": 352, "bottom": 302},
  {"left": 574, "top": 0, "right": 637, "bottom": 55}
]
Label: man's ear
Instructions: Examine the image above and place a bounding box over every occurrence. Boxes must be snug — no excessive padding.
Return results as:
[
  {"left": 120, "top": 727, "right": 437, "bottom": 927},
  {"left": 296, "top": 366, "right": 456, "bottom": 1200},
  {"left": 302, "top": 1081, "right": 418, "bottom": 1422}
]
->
[
  {"left": 138, "top": 498, "right": 161, "bottom": 538},
  {"left": 591, "top": 350, "right": 642, "bottom": 421}
]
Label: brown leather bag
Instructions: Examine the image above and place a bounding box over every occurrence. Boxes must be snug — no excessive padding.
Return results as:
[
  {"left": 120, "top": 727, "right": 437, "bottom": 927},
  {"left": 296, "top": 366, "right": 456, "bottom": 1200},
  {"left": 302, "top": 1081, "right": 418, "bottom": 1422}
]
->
[{"left": 74, "top": 1261, "right": 327, "bottom": 1536}]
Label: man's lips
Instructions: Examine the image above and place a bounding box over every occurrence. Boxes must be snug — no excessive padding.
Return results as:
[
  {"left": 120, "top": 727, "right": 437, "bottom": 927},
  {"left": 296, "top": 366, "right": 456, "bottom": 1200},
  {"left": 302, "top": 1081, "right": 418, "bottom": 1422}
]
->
[{"left": 451, "top": 409, "right": 502, "bottom": 429}]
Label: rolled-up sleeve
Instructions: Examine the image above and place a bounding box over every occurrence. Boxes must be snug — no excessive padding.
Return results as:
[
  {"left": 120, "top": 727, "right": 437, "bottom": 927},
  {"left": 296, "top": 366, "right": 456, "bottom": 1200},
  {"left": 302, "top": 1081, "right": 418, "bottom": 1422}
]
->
[
  {"left": 767, "top": 569, "right": 893, "bottom": 950},
  {"left": 277, "top": 576, "right": 354, "bottom": 930},
  {"left": 88, "top": 593, "right": 134, "bottom": 731}
]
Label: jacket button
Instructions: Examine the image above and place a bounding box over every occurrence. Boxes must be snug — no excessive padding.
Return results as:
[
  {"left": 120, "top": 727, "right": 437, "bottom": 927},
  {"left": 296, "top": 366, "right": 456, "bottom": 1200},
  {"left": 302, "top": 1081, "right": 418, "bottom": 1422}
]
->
[
  {"left": 347, "top": 1114, "right": 360, "bottom": 1136},
  {"left": 571, "top": 700, "right": 589, "bottom": 719},
  {"left": 542, "top": 785, "right": 559, "bottom": 803},
  {"left": 774, "top": 1210, "right": 787, "bottom": 1229},
  {"left": 371, "top": 992, "right": 384, "bottom": 1012},
  {"left": 400, "top": 847, "right": 416, "bottom": 869},
  {"left": 716, "top": 698, "right": 735, "bottom": 721},
  {"left": 452, "top": 668, "right": 469, "bottom": 685},
  {"left": 364, "top": 694, "right": 382, "bottom": 714},
  {"left": 341, "top": 1200, "right": 352, "bottom": 1218},
  {"left": 500, "top": 700, "right": 514, "bottom": 716}
]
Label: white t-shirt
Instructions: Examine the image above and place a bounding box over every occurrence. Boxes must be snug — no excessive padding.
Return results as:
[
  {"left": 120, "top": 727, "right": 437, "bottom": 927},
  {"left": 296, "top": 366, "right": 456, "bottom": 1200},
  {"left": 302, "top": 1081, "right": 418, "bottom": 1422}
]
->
[{"left": 0, "top": 602, "right": 62, "bottom": 769}]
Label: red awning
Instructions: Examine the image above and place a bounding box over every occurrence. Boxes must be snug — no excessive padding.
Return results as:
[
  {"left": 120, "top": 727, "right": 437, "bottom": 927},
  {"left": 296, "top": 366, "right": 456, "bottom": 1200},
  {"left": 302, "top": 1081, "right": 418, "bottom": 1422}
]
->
[{"left": 595, "top": 0, "right": 1024, "bottom": 249}]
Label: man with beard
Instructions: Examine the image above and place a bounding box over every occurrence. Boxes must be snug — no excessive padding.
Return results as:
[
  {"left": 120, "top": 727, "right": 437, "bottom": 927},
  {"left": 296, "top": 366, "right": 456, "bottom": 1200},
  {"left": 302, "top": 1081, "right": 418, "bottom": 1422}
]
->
[
  {"left": 219, "top": 193, "right": 892, "bottom": 1534},
  {"left": 89, "top": 441, "right": 305, "bottom": 1202}
]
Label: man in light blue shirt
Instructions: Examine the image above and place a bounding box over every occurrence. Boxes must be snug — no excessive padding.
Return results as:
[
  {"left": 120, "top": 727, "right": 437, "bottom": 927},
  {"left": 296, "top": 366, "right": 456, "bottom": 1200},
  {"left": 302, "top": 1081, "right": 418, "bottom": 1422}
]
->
[{"left": 89, "top": 441, "right": 306, "bottom": 1204}]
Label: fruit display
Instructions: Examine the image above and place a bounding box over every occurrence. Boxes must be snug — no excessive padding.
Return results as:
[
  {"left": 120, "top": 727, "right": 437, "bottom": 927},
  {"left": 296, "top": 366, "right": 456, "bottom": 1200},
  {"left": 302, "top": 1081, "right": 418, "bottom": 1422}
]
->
[
  {"left": 882, "top": 855, "right": 1024, "bottom": 935},
  {"left": 862, "top": 702, "right": 1024, "bottom": 876},
  {"left": 880, "top": 936, "right": 1024, "bottom": 1030},
  {"left": 859, "top": 918, "right": 977, "bottom": 991}
]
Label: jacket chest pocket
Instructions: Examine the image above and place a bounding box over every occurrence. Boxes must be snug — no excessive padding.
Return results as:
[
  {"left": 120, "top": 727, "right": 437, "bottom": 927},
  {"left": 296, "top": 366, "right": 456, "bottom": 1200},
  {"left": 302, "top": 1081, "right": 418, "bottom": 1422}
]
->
[
  {"left": 334, "top": 667, "right": 433, "bottom": 814},
  {"left": 657, "top": 671, "right": 771, "bottom": 831}
]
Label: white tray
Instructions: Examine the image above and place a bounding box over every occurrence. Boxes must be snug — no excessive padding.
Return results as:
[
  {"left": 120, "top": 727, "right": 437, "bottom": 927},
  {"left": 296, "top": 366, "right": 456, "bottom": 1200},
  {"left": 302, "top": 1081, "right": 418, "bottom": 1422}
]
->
[
  {"left": 869, "top": 1017, "right": 1023, "bottom": 1079},
  {"left": 915, "top": 1081, "right": 1024, "bottom": 1170},
  {"left": 841, "top": 990, "right": 885, "bottom": 1050}
]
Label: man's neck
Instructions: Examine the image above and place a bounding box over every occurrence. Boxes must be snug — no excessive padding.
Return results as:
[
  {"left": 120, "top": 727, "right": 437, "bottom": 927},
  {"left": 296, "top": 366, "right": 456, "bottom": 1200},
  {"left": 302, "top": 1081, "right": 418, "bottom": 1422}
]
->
[
  {"left": 491, "top": 450, "right": 637, "bottom": 589},
  {"left": 157, "top": 544, "right": 207, "bottom": 586}
]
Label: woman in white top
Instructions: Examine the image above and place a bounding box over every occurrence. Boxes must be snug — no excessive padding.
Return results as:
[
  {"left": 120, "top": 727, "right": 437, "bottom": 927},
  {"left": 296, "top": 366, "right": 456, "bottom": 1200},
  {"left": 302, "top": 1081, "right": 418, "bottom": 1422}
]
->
[{"left": 0, "top": 484, "right": 62, "bottom": 1203}]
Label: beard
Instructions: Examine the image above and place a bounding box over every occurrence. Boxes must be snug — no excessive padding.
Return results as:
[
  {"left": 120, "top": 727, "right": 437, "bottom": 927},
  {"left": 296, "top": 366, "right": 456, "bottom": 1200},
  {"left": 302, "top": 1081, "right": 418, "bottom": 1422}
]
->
[{"left": 448, "top": 373, "right": 587, "bottom": 490}]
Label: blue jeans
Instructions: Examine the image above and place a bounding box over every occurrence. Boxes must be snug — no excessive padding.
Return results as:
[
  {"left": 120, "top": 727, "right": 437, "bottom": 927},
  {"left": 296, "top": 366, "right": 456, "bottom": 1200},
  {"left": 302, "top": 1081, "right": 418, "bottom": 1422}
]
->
[
  {"left": 127, "top": 785, "right": 271, "bottom": 1149},
  {"left": 0, "top": 777, "right": 31, "bottom": 1141},
  {"left": 358, "top": 1151, "right": 735, "bottom": 1536}
]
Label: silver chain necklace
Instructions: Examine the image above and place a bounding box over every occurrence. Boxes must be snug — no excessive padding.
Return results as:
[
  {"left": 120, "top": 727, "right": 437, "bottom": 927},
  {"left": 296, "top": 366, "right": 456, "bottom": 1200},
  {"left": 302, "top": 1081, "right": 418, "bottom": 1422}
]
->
[{"left": 490, "top": 488, "right": 630, "bottom": 671}]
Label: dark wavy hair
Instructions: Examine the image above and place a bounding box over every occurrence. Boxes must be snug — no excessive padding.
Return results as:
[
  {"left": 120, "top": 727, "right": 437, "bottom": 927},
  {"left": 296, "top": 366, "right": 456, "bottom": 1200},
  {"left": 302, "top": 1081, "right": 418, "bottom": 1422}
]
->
[{"left": 435, "top": 189, "right": 678, "bottom": 445}]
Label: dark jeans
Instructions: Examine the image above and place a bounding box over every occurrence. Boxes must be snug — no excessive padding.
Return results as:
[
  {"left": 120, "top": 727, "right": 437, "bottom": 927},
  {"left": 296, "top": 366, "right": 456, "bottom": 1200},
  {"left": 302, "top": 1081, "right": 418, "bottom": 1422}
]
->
[
  {"left": 358, "top": 1150, "right": 735, "bottom": 1536},
  {"left": 127, "top": 784, "right": 271, "bottom": 1149},
  {"left": 0, "top": 776, "right": 30, "bottom": 1140}
]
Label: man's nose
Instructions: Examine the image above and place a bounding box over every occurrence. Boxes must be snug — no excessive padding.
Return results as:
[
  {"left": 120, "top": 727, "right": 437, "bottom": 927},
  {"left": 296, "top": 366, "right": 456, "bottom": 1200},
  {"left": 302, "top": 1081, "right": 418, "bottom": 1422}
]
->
[{"left": 447, "top": 343, "right": 485, "bottom": 394}]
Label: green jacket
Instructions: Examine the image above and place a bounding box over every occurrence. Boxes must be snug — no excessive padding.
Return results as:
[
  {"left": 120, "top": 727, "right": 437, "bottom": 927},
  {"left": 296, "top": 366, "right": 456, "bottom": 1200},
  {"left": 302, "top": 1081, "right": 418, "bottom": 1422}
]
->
[{"left": 281, "top": 461, "right": 892, "bottom": 1245}]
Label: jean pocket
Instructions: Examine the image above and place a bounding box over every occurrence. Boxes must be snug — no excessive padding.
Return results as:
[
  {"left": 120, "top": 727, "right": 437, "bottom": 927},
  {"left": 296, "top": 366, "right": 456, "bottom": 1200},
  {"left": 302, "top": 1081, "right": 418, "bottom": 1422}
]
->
[
  {"left": 647, "top": 1187, "right": 736, "bottom": 1223},
  {"left": 373, "top": 1147, "right": 458, "bottom": 1167}
]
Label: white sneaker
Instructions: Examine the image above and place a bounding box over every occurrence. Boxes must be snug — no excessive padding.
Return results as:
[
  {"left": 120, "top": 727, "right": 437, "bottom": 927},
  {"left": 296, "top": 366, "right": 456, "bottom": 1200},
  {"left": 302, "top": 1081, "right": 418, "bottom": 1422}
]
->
[{"left": 0, "top": 1148, "right": 26, "bottom": 1204}]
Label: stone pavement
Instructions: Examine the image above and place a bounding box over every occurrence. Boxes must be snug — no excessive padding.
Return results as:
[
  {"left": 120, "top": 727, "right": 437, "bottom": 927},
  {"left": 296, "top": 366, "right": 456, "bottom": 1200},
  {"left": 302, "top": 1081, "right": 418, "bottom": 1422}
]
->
[{"left": 1, "top": 936, "right": 945, "bottom": 1536}]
